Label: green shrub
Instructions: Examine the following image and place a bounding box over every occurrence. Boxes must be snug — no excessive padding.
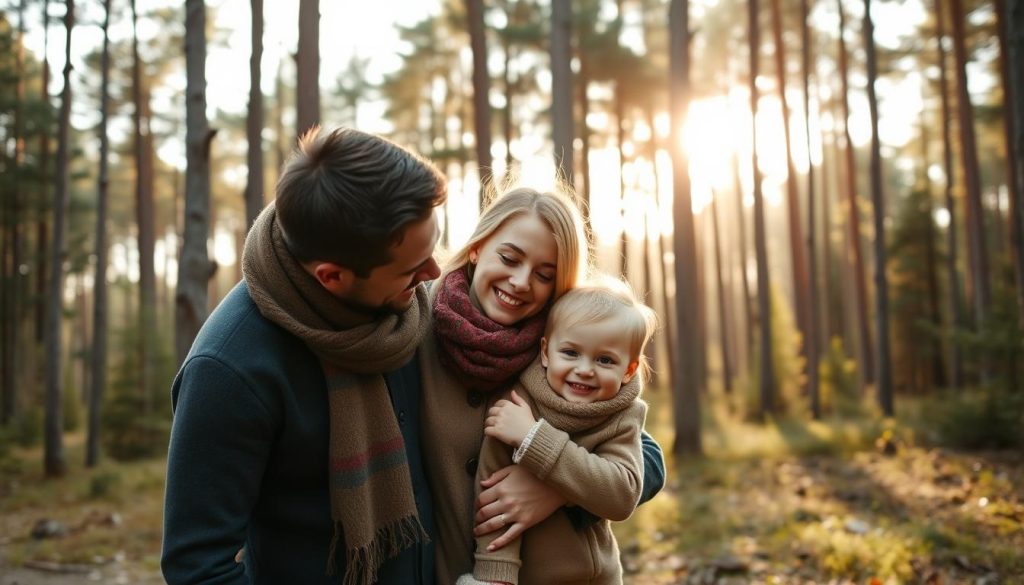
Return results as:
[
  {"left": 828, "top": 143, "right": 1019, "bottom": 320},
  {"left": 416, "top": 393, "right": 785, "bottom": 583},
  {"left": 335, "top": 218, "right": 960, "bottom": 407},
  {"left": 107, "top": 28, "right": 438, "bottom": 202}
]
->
[
  {"left": 743, "top": 286, "right": 808, "bottom": 419},
  {"left": 12, "top": 406, "right": 43, "bottom": 447},
  {"left": 63, "top": 382, "right": 82, "bottom": 432},
  {"left": 926, "top": 389, "right": 1023, "bottom": 450},
  {"left": 819, "top": 336, "right": 863, "bottom": 417},
  {"left": 89, "top": 470, "right": 123, "bottom": 499},
  {"left": 102, "top": 391, "right": 170, "bottom": 461}
]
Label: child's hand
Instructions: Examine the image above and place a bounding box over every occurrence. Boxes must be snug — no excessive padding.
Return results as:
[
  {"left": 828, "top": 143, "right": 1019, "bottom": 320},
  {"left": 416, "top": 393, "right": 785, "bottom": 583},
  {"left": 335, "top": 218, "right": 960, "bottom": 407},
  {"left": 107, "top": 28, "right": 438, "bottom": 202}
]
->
[{"left": 483, "top": 390, "right": 536, "bottom": 447}]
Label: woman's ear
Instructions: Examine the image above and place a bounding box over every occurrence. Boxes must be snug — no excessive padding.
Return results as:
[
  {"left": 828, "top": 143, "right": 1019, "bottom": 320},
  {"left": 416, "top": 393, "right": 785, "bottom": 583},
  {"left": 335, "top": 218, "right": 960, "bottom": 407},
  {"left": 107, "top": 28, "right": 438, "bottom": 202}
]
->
[{"left": 469, "top": 249, "right": 479, "bottom": 264}]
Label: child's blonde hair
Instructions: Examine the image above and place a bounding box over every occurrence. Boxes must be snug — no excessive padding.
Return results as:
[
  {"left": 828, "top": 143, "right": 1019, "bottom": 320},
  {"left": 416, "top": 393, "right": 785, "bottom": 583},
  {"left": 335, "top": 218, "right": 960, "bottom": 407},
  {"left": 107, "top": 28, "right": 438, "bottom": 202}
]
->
[
  {"left": 546, "top": 275, "right": 659, "bottom": 382},
  {"left": 442, "top": 182, "right": 590, "bottom": 304}
]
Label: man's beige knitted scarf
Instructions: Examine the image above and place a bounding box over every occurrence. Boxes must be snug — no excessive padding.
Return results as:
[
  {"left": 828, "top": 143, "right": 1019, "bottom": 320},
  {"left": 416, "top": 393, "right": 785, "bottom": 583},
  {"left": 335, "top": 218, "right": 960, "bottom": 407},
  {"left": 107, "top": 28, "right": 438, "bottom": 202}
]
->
[{"left": 242, "top": 204, "right": 429, "bottom": 585}]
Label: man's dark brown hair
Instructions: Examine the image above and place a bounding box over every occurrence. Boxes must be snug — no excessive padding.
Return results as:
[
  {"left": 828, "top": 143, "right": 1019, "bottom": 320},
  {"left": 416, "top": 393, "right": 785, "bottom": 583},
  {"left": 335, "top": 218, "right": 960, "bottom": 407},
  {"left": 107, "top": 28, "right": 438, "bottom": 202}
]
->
[{"left": 275, "top": 127, "right": 447, "bottom": 277}]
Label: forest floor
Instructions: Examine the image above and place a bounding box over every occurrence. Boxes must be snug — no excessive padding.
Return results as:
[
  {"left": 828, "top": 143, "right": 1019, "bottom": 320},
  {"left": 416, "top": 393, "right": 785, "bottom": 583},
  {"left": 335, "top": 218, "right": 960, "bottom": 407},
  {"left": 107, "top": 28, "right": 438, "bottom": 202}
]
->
[{"left": 1, "top": 409, "right": 1022, "bottom": 585}]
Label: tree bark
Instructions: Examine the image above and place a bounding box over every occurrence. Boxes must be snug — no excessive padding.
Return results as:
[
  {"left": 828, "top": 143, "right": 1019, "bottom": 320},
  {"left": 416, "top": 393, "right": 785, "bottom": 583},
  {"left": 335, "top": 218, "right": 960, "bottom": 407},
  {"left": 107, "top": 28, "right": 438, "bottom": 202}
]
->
[
  {"left": 732, "top": 151, "right": 754, "bottom": 372},
  {"left": 919, "top": 118, "right": 946, "bottom": 390},
  {"left": 750, "top": 0, "right": 776, "bottom": 418},
  {"left": 177, "top": 0, "right": 213, "bottom": 365},
  {"left": 578, "top": 56, "right": 592, "bottom": 214},
  {"left": 296, "top": 0, "right": 320, "bottom": 137},
  {"left": 550, "top": 0, "right": 574, "bottom": 186},
  {"left": 800, "top": 0, "right": 821, "bottom": 417},
  {"left": 617, "top": 84, "right": 628, "bottom": 278},
  {"left": 246, "top": 0, "right": 265, "bottom": 228},
  {"left": 649, "top": 102, "right": 677, "bottom": 387},
  {"left": 35, "top": 0, "right": 51, "bottom": 346},
  {"left": 502, "top": 39, "right": 514, "bottom": 171},
  {"left": 466, "top": 0, "right": 494, "bottom": 200},
  {"left": 87, "top": 0, "right": 112, "bottom": 468},
  {"left": 669, "top": 0, "right": 702, "bottom": 455},
  {"left": 933, "top": 0, "right": 963, "bottom": 389},
  {"left": 769, "top": 0, "right": 811, "bottom": 391},
  {"left": 711, "top": 196, "right": 733, "bottom": 394},
  {"left": 949, "top": 0, "right": 991, "bottom": 339},
  {"left": 275, "top": 57, "right": 287, "bottom": 183},
  {"left": 1002, "top": 0, "right": 1024, "bottom": 328},
  {"left": 836, "top": 0, "right": 875, "bottom": 388},
  {"left": 862, "top": 0, "right": 893, "bottom": 416},
  {"left": 44, "top": 0, "right": 73, "bottom": 478},
  {"left": 3, "top": 0, "right": 29, "bottom": 424},
  {"left": 131, "top": 0, "right": 157, "bottom": 415}
]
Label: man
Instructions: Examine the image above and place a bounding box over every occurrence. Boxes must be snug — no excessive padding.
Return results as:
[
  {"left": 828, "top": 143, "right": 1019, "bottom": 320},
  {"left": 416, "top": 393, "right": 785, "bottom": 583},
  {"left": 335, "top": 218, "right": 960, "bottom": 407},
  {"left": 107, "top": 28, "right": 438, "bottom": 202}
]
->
[{"left": 162, "top": 127, "right": 446, "bottom": 585}]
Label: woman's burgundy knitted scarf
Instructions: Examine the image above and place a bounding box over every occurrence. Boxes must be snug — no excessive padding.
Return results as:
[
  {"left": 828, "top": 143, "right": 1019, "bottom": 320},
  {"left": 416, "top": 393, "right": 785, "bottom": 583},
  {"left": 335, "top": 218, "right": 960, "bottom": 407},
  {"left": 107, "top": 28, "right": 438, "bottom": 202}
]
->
[{"left": 432, "top": 268, "right": 547, "bottom": 392}]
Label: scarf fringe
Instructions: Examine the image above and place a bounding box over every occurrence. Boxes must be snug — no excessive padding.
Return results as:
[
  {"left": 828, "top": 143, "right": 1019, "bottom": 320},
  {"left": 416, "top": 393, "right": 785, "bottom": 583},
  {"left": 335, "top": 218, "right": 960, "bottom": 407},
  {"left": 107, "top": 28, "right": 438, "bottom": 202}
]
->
[{"left": 326, "top": 516, "right": 430, "bottom": 585}]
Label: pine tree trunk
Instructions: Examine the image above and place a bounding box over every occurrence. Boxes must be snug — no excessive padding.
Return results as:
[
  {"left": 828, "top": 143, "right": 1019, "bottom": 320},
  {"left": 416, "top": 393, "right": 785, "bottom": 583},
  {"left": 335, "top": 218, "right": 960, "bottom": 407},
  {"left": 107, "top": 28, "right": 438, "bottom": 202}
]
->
[
  {"left": 275, "top": 57, "right": 287, "bottom": 179},
  {"left": 245, "top": 0, "right": 265, "bottom": 228},
  {"left": 800, "top": 0, "right": 821, "bottom": 417},
  {"left": 550, "top": 0, "right": 574, "bottom": 186},
  {"left": 950, "top": 0, "right": 992, "bottom": 384},
  {"left": 934, "top": 0, "right": 964, "bottom": 388},
  {"left": 769, "top": 0, "right": 811, "bottom": 392},
  {"left": 862, "top": 0, "right": 893, "bottom": 415},
  {"left": 86, "top": 0, "right": 112, "bottom": 468},
  {"left": 35, "top": 0, "right": 51, "bottom": 346},
  {"left": 711, "top": 196, "right": 733, "bottom": 394},
  {"left": 836, "top": 0, "right": 875, "bottom": 388},
  {"left": 732, "top": 152, "right": 754, "bottom": 372},
  {"left": 1002, "top": 0, "right": 1024, "bottom": 328},
  {"left": 131, "top": 0, "right": 157, "bottom": 414},
  {"left": 177, "top": 0, "right": 213, "bottom": 365},
  {"left": 3, "top": 0, "right": 28, "bottom": 424},
  {"left": 617, "top": 86, "right": 628, "bottom": 278},
  {"left": 748, "top": 0, "right": 777, "bottom": 418},
  {"left": 918, "top": 118, "right": 946, "bottom": 390},
  {"left": 649, "top": 102, "right": 677, "bottom": 387},
  {"left": 466, "top": 0, "right": 493, "bottom": 199},
  {"left": 669, "top": 0, "right": 702, "bottom": 455},
  {"left": 502, "top": 32, "right": 514, "bottom": 171},
  {"left": 44, "top": 0, "right": 73, "bottom": 478},
  {"left": 578, "top": 58, "right": 592, "bottom": 213},
  {"left": 295, "top": 0, "right": 320, "bottom": 137},
  {"left": 2, "top": 176, "right": 12, "bottom": 425}
]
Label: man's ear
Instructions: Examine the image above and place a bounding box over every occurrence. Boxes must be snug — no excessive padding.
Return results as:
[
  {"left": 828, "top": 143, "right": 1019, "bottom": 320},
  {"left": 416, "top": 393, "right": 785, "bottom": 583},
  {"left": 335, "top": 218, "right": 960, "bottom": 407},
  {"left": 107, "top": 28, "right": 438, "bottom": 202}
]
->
[
  {"left": 310, "top": 262, "right": 355, "bottom": 296},
  {"left": 540, "top": 337, "right": 549, "bottom": 368},
  {"left": 622, "top": 360, "right": 640, "bottom": 383}
]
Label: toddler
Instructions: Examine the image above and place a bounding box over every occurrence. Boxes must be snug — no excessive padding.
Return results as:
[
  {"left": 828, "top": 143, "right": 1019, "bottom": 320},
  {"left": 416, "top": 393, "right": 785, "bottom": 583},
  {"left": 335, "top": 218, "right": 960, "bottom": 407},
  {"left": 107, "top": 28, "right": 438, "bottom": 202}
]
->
[{"left": 457, "top": 277, "right": 658, "bottom": 585}]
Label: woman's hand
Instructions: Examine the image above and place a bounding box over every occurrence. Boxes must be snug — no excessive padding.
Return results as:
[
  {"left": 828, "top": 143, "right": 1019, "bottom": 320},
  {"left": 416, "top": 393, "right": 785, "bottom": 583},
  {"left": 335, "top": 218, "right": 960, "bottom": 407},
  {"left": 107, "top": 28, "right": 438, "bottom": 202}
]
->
[
  {"left": 483, "top": 391, "right": 536, "bottom": 448},
  {"left": 474, "top": 465, "right": 566, "bottom": 550}
]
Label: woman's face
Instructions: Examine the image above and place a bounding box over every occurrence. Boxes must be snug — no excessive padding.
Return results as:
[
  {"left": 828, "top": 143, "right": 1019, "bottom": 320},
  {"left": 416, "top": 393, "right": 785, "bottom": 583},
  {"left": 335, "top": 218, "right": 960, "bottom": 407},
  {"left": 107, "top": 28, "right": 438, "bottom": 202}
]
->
[{"left": 469, "top": 213, "right": 558, "bottom": 326}]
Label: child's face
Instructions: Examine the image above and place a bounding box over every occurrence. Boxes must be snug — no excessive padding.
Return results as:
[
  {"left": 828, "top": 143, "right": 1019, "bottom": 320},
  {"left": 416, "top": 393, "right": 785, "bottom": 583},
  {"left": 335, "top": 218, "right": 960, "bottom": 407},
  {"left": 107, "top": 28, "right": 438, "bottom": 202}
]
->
[{"left": 540, "top": 317, "right": 639, "bottom": 404}]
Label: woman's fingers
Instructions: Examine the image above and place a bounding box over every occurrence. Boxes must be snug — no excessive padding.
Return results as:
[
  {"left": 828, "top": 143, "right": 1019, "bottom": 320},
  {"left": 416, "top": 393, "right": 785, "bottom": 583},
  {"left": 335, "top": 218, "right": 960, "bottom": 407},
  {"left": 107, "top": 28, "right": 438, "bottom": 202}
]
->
[
  {"left": 479, "top": 466, "right": 512, "bottom": 489},
  {"left": 474, "top": 499, "right": 504, "bottom": 525},
  {"left": 486, "top": 522, "right": 525, "bottom": 551}
]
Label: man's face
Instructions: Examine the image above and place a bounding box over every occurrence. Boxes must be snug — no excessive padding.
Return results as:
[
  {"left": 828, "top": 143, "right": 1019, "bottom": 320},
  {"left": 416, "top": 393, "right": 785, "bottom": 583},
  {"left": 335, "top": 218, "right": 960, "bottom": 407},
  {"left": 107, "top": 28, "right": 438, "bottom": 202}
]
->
[{"left": 342, "top": 212, "right": 441, "bottom": 314}]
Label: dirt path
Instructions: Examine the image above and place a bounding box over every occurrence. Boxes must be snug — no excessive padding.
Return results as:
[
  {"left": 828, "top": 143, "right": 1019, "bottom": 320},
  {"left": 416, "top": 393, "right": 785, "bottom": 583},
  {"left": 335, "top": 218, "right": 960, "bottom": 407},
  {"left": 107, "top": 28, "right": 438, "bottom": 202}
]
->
[{"left": 0, "top": 550, "right": 162, "bottom": 585}]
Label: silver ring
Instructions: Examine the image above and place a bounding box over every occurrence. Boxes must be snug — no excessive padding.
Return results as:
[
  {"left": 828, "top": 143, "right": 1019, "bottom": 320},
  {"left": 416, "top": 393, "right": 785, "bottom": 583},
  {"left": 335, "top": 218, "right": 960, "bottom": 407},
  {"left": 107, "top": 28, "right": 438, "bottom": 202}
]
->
[{"left": 498, "top": 513, "right": 507, "bottom": 526}]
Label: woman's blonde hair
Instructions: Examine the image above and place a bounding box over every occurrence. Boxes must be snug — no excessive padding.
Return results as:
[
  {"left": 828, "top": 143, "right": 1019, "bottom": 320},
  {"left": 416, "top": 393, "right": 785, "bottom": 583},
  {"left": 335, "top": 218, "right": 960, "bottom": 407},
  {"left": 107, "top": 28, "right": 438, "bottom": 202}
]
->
[
  {"left": 442, "top": 183, "right": 590, "bottom": 305},
  {"left": 545, "top": 275, "right": 659, "bottom": 382}
]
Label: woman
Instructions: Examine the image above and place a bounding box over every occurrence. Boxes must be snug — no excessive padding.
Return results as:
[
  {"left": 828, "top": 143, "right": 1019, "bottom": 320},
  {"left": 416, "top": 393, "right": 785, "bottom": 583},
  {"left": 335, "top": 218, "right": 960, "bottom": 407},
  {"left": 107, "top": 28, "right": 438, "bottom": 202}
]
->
[{"left": 419, "top": 186, "right": 666, "bottom": 583}]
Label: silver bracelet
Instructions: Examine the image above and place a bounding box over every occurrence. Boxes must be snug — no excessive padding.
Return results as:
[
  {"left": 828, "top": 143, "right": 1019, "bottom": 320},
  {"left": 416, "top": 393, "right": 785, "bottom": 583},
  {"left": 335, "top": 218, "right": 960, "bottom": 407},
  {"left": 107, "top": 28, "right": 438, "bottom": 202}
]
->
[{"left": 512, "top": 419, "right": 545, "bottom": 464}]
